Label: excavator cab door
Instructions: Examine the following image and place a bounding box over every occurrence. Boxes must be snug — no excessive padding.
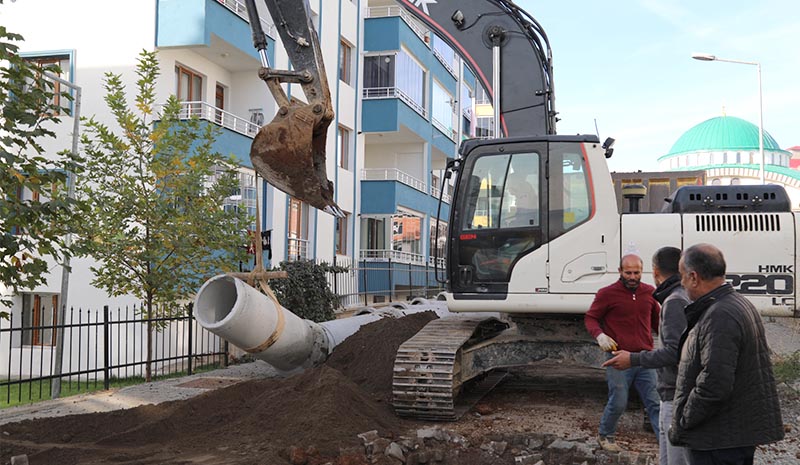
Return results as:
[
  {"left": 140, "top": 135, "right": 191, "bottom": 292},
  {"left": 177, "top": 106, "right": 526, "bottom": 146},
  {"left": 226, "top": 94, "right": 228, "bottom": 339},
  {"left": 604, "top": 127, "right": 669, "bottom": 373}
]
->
[{"left": 448, "top": 140, "right": 547, "bottom": 297}]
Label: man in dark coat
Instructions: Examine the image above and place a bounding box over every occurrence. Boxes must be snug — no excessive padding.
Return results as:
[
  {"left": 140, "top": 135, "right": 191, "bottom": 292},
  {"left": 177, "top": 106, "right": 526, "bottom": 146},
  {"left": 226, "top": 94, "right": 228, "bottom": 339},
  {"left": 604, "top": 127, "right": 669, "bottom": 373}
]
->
[{"left": 669, "top": 243, "right": 784, "bottom": 464}]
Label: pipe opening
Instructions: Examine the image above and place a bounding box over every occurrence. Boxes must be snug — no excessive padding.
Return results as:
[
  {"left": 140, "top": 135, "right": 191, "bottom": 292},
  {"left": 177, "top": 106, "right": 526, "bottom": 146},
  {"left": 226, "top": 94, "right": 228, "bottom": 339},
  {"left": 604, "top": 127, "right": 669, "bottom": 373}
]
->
[{"left": 195, "top": 276, "right": 238, "bottom": 327}]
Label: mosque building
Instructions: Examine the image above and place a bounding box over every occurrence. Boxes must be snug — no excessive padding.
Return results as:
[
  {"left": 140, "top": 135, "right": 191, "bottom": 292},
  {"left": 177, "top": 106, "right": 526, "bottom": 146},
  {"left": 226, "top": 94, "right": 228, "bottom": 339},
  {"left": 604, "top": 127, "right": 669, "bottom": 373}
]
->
[{"left": 657, "top": 115, "right": 800, "bottom": 208}]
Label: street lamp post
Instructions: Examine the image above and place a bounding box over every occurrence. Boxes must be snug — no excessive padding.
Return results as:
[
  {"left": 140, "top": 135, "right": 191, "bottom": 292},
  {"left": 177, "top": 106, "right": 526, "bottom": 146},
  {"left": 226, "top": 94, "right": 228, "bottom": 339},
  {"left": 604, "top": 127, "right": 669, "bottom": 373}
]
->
[{"left": 692, "top": 53, "right": 765, "bottom": 185}]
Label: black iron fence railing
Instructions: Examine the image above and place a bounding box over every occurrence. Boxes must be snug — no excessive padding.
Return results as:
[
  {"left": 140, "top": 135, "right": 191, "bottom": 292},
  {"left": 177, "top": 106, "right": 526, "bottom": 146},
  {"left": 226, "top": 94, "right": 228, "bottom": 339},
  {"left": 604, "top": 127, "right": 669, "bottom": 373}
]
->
[{"left": 0, "top": 304, "right": 226, "bottom": 406}]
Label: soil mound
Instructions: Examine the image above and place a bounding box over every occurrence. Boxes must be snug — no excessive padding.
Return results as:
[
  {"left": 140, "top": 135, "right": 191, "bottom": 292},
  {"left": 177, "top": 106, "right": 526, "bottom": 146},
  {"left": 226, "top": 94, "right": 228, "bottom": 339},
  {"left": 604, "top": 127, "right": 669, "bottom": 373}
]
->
[
  {"left": 0, "top": 312, "right": 438, "bottom": 464},
  {"left": 327, "top": 311, "right": 438, "bottom": 399}
]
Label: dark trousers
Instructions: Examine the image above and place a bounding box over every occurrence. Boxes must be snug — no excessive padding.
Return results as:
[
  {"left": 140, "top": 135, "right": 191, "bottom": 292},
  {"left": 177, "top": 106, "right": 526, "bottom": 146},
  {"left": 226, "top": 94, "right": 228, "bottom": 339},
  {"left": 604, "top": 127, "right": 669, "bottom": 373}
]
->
[{"left": 689, "top": 446, "right": 756, "bottom": 465}]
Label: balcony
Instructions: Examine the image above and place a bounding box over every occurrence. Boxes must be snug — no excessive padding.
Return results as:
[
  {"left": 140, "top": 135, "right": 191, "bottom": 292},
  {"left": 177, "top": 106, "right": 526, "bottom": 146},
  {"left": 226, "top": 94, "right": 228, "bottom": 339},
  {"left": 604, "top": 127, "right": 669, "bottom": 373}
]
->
[
  {"left": 360, "top": 169, "right": 451, "bottom": 218},
  {"left": 156, "top": 0, "right": 275, "bottom": 69},
  {"left": 431, "top": 116, "right": 457, "bottom": 143},
  {"left": 363, "top": 168, "right": 426, "bottom": 192},
  {"left": 155, "top": 101, "right": 261, "bottom": 167},
  {"left": 287, "top": 237, "right": 309, "bottom": 261},
  {"left": 215, "top": 0, "right": 275, "bottom": 38},
  {"left": 363, "top": 87, "right": 427, "bottom": 119},
  {"left": 365, "top": 6, "right": 430, "bottom": 47}
]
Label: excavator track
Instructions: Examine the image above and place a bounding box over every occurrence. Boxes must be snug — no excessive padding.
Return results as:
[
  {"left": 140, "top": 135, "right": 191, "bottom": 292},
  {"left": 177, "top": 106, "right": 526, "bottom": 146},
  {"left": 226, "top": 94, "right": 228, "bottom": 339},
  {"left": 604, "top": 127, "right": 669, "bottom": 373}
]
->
[{"left": 392, "top": 317, "right": 506, "bottom": 421}]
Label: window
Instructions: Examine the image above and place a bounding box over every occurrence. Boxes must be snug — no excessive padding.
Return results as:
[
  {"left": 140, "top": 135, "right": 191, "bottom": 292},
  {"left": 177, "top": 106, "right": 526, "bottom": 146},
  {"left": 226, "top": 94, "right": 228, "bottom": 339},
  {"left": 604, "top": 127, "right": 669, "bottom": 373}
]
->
[
  {"left": 338, "top": 125, "right": 351, "bottom": 170},
  {"left": 432, "top": 80, "right": 455, "bottom": 137},
  {"left": 361, "top": 217, "right": 387, "bottom": 251},
  {"left": 175, "top": 65, "right": 203, "bottom": 109},
  {"left": 335, "top": 213, "right": 350, "bottom": 255},
  {"left": 364, "top": 54, "right": 395, "bottom": 89},
  {"left": 220, "top": 169, "right": 257, "bottom": 230},
  {"left": 391, "top": 213, "right": 422, "bottom": 255},
  {"left": 461, "top": 153, "right": 541, "bottom": 231},
  {"left": 339, "top": 39, "right": 353, "bottom": 85},
  {"left": 430, "top": 219, "right": 448, "bottom": 261},
  {"left": 24, "top": 55, "right": 71, "bottom": 115},
  {"left": 288, "top": 197, "right": 309, "bottom": 260},
  {"left": 21, "top": 293, "right": 59, "bottom": 346},
  {"left": 548, "top": 143, "right": 591, "bottom": 240},
  {"left": 396, "top": 50, "right": 425, "bottom": 111},
  {"left": 431, "top": 35, "right": 456, "bottom": 72},
  {"left": 215, "top": 83, "right": 226, "bottom": 124}
]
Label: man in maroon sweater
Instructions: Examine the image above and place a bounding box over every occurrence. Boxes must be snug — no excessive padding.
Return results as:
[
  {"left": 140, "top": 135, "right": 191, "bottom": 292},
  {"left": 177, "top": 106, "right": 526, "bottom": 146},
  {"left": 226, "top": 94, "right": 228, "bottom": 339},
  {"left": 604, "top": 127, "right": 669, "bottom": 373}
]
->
[{"left": 585, "top": 254, "right": 661, "bottom": 452}]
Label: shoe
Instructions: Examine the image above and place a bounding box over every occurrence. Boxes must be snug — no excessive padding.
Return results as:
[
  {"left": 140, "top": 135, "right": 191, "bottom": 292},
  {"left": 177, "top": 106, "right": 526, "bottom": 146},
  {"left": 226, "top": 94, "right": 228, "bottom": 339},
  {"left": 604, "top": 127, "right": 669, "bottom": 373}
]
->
[
  {"left": 598, "top": 435, "right": 622, "bottom": 452},
  {"left": 643, "top": 410, "right": 654, "bottom": 433}
]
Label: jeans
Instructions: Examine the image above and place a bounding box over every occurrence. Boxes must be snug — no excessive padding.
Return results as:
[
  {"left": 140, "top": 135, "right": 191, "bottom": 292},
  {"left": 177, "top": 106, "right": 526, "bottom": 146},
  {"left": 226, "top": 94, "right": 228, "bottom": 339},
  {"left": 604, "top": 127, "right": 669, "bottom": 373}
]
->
[
  {"left": 599, "top": 358, "right": 660, "bottom": 438},
  {"left": 660, "top": 400, "right": 691, "bottom": 465},
  {"left": 688, "top": 446, "right": 755, "bottom": 465}
]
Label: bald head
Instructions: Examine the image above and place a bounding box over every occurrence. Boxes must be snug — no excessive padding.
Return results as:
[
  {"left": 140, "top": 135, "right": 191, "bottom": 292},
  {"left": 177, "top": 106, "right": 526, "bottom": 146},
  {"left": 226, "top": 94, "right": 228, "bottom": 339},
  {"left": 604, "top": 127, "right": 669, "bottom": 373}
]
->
[
  {"left": 620, "top": 254, "right": 643, "bottom": 269},
  {"left": 618, "top": 254, "right": 643, "bottom": 290}
]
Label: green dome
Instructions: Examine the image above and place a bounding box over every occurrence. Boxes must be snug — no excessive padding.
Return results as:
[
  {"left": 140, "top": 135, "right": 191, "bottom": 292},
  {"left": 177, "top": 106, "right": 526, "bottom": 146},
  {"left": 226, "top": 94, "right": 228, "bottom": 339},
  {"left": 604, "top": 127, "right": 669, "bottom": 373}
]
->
[{"left": 664, "top": 116, "right": 783, "bottom": 157}]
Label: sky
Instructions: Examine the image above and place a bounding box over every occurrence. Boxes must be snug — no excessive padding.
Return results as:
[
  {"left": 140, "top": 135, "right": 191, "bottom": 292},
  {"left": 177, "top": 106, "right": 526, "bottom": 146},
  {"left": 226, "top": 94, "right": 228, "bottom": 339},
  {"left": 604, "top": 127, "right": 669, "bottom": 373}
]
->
[{"left": 515, "top": 0, "right": 800, "bottom": 172}]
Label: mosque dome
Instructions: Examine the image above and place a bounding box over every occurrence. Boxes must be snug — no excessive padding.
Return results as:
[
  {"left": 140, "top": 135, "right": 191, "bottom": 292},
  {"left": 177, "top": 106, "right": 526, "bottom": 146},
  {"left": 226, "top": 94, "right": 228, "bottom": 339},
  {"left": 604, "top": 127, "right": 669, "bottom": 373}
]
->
[{"left": 663, "top": 116, "right": 783, "bottom": 157}]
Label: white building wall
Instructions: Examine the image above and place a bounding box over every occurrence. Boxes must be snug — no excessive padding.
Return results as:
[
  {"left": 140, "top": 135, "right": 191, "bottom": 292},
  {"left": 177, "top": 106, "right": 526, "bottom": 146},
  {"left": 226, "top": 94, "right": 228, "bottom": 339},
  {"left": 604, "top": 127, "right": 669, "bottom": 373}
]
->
[{"left": 2, "top": 0, "right": 361, "bottom": 311}]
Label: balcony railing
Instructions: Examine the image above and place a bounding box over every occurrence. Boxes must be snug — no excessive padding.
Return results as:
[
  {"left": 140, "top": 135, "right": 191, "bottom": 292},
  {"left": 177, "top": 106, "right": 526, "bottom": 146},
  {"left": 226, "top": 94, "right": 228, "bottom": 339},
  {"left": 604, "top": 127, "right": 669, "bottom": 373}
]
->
[
  {"left": 361, "top": 168, "right": 451, "bottom": 204},
  {"left": 362, "top": 87, "right": 427, "bottom": 119},
  {"left": 215, "top": 0, "right": 276, "bottom": 38},
  {"left": 432, "top": 46, "right": 456, "bottom": 76},
  {"left": 427, "top": 255, "right": 447, "bottom": 269},
  {"left": 365, "top": 6, "right": 430, "bottom": 48},
  {"left": 360, "top": 249, "right": 427, "bottom": 265},
  {"left": 429, "top": 184, "right": 452, "bottom": 204},
  {"left": 287, "top": 237, "right": 309, "bottom": 261},
  {"left": 432, "top": 116, "right": 457, "bottom": 142},
  {"left": 362, "top": 168, "right": 427, "bottom": 193},
  {"left": 155, "top": 101, "right": 262, "bottom": 138}
]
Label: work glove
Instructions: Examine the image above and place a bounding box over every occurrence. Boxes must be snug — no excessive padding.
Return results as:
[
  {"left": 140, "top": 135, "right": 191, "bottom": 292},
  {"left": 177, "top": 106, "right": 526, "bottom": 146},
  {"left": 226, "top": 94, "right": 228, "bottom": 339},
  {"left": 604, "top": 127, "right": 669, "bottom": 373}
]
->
[{"left": 596, "top": 333, "right": 618, "bottom": 352}]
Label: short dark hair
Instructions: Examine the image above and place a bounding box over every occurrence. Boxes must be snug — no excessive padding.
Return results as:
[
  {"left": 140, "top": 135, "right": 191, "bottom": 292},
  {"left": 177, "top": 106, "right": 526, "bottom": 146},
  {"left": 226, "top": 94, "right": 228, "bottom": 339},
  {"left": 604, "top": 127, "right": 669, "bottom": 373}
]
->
[
  {"left": 682, "top": 244, "right": 726, "bottom": 280},
  {"left": 652, "top": 246, "right": 681, "bottom": 276}
]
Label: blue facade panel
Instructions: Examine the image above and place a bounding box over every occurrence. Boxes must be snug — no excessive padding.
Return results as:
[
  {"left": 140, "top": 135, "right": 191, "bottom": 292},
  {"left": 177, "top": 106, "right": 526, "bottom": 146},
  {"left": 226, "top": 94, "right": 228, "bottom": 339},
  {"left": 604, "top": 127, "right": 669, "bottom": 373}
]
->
[
  {"left": 357, "top": 262, "right": 442, "bottom": 295},
  {"left": 432, "top": 127, "right": 456, "bottom": 155},
  {"left": 362, "top": 99, "right": 399, "bottom": 133},
  {"left": 364, "top": 17, "right": 400, "bottom": 52},
  {"left": 156, "top": 0, "right": 274, "bottom": 64},
  {"left": 199, "top": 121, "right": 255, "bottom": 168},
  {"left": 360, "top": 181, "right": 450, "bottom": 219}
]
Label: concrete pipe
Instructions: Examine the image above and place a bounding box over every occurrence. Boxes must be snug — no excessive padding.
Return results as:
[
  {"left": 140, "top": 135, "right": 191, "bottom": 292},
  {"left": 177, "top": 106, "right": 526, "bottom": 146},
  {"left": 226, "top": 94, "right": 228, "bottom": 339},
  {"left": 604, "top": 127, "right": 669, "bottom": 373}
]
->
[
  {"left": 195, "top": 275, "right": 460, "bottom": 372},
  {"left": 194, "top": 275, "right": 328, "bottom": 372}
]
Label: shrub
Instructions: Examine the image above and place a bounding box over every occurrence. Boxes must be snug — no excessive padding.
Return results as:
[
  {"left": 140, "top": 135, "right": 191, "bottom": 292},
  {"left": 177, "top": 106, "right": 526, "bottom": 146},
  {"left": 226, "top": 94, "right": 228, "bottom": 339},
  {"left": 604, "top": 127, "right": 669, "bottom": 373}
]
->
[{"left": 270, "top": 260, "right": 347, "bottom": 323}]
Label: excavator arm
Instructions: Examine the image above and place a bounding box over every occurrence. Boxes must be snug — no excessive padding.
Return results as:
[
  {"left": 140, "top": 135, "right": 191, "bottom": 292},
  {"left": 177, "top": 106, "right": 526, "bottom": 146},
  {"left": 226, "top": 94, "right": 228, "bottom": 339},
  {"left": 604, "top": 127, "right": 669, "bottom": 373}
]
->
[
  {"left": 244, "top": 0, "right": 342, "bottom": 216},
  {"left": 244, "top": 0, "right": 554, "bottom": 215}
]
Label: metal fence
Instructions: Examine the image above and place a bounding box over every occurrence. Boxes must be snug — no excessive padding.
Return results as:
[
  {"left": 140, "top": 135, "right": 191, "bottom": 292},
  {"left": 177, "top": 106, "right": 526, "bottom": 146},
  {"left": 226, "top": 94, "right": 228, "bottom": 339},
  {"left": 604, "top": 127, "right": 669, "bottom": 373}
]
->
[
  {"left": 326, "top": 257, "right": 446, "bottom": 308},
  {"left": 0, "top": 304, "right": 226, "bottom": 406}
]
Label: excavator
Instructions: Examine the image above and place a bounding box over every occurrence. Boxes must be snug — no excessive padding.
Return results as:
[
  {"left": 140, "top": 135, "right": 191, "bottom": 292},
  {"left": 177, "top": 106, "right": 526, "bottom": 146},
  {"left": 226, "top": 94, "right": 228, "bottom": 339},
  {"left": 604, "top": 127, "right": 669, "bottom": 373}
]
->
[{"left": 195, "top": 0, "right": 799, "bottom": 421}]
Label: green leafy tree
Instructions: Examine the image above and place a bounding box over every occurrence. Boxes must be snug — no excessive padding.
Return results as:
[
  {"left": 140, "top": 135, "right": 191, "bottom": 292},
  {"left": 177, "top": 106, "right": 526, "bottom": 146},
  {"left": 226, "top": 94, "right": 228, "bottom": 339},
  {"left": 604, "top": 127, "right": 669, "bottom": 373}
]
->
[
  {"left": 0, "top": 26, "right": 83, "bottom": 316},
  {"left": 76, "top": 50, "right": 251, "bottom": 381}
]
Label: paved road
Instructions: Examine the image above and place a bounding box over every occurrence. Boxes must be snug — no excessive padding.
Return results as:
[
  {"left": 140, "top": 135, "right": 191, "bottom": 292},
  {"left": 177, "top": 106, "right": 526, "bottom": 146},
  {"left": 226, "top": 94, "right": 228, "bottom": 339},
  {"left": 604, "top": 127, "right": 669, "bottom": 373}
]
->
[{"left": 0, "top": 361, "right": 279, "bottom": 426}]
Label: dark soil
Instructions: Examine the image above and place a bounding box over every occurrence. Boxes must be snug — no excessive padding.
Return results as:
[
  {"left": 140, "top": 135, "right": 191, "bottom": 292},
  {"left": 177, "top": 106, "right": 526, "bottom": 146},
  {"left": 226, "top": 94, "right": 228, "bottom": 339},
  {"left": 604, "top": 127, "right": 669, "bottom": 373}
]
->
[{"left": 0, "top": 312, "right": 439, "bottom": 465}]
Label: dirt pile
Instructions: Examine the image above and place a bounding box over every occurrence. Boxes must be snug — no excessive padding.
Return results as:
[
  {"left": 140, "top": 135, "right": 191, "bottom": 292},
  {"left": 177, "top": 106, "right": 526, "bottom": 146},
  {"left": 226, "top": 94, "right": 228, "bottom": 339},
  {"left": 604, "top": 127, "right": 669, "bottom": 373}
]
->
[{"left": 0, "top": 312, "right": 437, "bottom": 465}]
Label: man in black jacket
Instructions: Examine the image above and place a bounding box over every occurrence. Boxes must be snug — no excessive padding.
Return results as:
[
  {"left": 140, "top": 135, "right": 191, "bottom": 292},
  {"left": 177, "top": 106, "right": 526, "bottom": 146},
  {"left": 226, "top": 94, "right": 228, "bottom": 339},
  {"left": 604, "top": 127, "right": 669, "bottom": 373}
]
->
[
  {"left": 669, "top": 243, "right": 784, "bottom": 465},
  {"left": 604, "top": 246, "right": 690, "bottom": 465}
]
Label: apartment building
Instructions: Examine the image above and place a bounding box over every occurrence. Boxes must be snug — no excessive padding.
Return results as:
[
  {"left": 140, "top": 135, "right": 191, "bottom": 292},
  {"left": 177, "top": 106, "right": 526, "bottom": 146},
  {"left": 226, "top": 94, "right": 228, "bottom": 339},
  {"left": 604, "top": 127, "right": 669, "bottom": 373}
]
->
[{"left": 2, "top": 0, "right": 487, "bottom": 315}]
